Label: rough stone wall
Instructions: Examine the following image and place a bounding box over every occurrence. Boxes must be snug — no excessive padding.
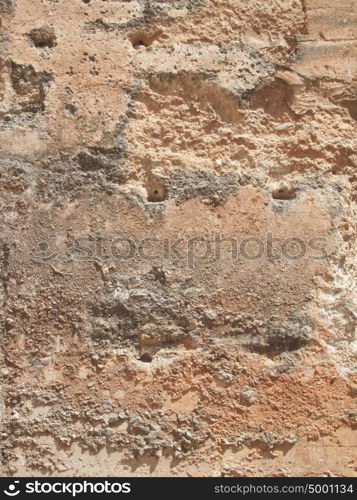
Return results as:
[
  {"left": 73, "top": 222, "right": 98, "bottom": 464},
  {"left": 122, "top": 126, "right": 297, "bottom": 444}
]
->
[{"left": 0, "top": 0, "right": 356, "bottom": 477}]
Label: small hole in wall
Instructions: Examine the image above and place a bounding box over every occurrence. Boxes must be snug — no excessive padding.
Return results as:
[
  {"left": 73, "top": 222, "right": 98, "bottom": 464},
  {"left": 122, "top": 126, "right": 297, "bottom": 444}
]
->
[
  {"left": 130, "top": 32, "right": 149, "bottom": 49},
  {"left": 133, "top": 39, "right": 147, "bottom": 49},
  {"left": 145, "top": 175, "right": 167, "bottom": 202},
  {"left": 340, "top": 100, "right": 357, "bottom": 121},
  {"left": 272, "top": 187, "right": 297, "bottom": 201},
  {"left": 139, "top": 353, "right": 152, "bottom": 363},
  {"left": 129, "top": 31, "right": 159, "bottom": 49},
  {"left": 147, "top": 186, "right": 166, "bottom": 202},
  {"left": 28, "top": 25, "right": 56, "bottom": 48}
]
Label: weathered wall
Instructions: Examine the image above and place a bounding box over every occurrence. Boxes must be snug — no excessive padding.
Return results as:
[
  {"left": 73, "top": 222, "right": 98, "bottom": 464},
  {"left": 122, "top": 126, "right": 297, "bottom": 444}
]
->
[{"left": 0, "top": 0, "right": 356, "bottom": 476}]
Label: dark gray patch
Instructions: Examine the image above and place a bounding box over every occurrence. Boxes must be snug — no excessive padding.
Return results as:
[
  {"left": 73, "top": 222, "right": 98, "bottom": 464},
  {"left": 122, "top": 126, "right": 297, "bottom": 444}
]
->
[
  {"left": 156, "top": 168, "right": 241, "bottom": 205},
  {"left": 0, "top": 0, "right": 14, "bottom": 15},
  {"left": 8, "top": 61, "right": 53, "bottom": 114},
  {"left": 244, "top": 314, "right": 314, "bottom": 355}
]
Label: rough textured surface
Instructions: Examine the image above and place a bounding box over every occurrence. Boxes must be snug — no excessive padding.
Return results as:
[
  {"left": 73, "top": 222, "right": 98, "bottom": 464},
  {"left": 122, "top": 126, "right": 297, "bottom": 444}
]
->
[{"left": 0, "top": 0, "right": 356, "bottom": 477}]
